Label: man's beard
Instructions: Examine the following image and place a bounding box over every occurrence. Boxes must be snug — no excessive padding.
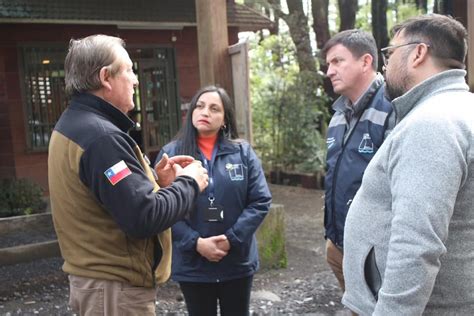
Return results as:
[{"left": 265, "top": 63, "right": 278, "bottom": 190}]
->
[
  {"left": 384, "top": 72, "right": 412, "bottom": 101},
  {"left": 385, "top": 81, "right": 406, "bottom": 101}
]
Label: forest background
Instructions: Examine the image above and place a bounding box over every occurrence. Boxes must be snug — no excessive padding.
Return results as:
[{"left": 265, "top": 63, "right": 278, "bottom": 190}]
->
[{"left": 238, "top": 0, "right": 453, "bottom": 175}]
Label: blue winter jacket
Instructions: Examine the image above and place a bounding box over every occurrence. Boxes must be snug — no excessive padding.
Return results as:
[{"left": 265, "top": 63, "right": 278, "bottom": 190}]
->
[
  {"left": 156, "top": 138, "right": 272, "bottom": 282},
  {"left": 324, "top": 80, "right": 392, "bottom": 248}
]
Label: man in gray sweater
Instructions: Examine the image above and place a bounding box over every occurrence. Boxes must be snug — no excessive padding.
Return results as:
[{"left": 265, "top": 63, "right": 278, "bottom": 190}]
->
[{"left": 342, "top": 14, "right": 474, "bottom": 315}]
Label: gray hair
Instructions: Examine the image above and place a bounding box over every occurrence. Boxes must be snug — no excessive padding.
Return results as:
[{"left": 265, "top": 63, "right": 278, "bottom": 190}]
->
[{"left": 64, "top": 34, "right": 125, "bottom": 97}]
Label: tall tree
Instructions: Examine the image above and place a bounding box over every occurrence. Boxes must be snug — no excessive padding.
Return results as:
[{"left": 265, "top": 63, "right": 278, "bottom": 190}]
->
[
  {"left": 268, "top": 0, "right": 317, "bottom": 73},
  {"left": 311, "top": 0, "right": 334, "bottom": 101},
  {"left": 338, "top": 0, "right": 358, "bottom": 31},
  {"left": 434, "top": 0, "right": 453, "bottom": 14},
  {"left": 244, "top": 0, "right": 279, "bottom": 35},
  {"left": 311, "top": 0, "right": 330, "bottom": 49},
  {"left": 372, "top": 0, "right": 389, "bottom": 71},
  {"left": 415, "top": 0, "right": 428, "bottom": 12}
]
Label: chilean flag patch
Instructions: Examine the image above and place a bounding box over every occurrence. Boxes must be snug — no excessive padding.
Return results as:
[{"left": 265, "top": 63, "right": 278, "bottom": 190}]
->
[{"left": 104, "top": 160, "right": 132, "bottom": 186}]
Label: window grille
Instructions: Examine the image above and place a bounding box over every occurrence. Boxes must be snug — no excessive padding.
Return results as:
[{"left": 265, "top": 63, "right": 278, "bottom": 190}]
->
[
  {"left": 20, "top": 44, "right": 179, "bottom": 156},
  {"left": 21, "top": 45, "right": 67, "bottom": 151}
]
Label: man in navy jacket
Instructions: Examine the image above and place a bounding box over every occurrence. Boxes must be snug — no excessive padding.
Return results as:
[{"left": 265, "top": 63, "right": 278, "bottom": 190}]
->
[{"left": 321, "top": 29, "right": 392, "bottom": 291}]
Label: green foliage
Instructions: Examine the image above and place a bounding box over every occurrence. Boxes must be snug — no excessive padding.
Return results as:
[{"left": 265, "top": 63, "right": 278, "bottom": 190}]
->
[
  {"left": 260, "top": 230, "right": 288, "bottom": 269},
  {"left": 249, "top": 34, "right": 329, "bottom": 173},
  {"left": 0, "top": 178, "right": 46, "bottom": 218},
  {"left": 355, "top": 1, "right": 428, "bottom": 33},
  {"left": 355, "top": 1, "right": 372, "bottom": 31},
  {"left": 387, "top": 4, "right": 426, "bottom": 31}
]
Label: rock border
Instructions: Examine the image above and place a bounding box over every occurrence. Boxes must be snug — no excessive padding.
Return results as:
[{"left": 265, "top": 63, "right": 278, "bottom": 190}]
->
[
  {"left": 0, "top": 240, "right": 60, "bottom": 266},
  {"left": 0, "top": 213, "right": 53, "bottom": 234},
  {"left": 0, "top": 213, "right": 60, "bottom": 266}
]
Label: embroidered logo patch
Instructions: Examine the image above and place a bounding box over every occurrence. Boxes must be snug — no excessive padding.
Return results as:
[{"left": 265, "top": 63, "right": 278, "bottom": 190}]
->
[
  {"left": 358, "top": 133, "right": 374, "bottom": 154},
  {"left": 104, "top": 160, "right": 132, "bottom": 185},
  {"left": 226, "top": 163, "right": 244, "bottom": 181},
  {"left": 326, "top": 137, "right": 336, "bottom": 149}
]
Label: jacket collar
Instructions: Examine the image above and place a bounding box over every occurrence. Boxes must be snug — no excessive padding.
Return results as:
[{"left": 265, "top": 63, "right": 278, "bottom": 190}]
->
[
  {"left": 332, "top": 73, "right": 385, "bottom": 116},
  {"left": 391, "top": 69, "right": 468, "bottom": 124},
  {"left": 194, "top": 137, "right": 240, "bottom": 158},
  {"left": 70, "top": 93, "right": 135, "bottom": 132},
  {"left": 216, "top": 139, "right": 241, "bottom": 155}
]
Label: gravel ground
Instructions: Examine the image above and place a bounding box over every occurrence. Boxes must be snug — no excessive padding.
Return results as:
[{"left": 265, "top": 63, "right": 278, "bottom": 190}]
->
[{"left": 0, "top": 184, "right": 350, "bottom": 315}]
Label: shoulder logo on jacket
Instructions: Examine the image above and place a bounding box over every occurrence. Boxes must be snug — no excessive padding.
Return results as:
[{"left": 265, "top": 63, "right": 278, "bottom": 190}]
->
[
  {"left": 226, "top": 163, "right": 244, "bottom": 181},
  {"left": 104, "top": 160, "right": 132, "bottom": 185},
  {"left": 358, "top": 133, "right": 374, "bottom": 154}
]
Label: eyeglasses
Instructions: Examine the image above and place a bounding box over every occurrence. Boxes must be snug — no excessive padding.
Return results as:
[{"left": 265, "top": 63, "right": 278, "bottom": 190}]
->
[{"left": 380, "top": 42, "right": 430, "bottom": 66}]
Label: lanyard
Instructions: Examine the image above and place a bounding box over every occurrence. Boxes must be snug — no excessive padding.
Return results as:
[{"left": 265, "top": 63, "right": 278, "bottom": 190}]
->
[{"left": 200, "top": 145, "right": 218, "bottom": 206}]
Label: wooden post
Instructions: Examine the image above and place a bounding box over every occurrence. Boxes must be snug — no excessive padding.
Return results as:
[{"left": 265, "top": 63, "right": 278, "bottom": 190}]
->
[
  {"left": 195, "top": 0, "right": 234, "bottom": 97},
  {"left": 467, "top": 1, "right": 474, "bottom": 91},
  {"left": 229, "top": 41, "right": 253, "bottom": 143},
  {"left": 453, "top": 0, "right": 473, "bottom": 90}
]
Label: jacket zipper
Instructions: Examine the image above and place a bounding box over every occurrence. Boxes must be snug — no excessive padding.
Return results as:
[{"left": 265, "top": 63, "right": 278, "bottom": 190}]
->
[{"left": 330, "top": 113, "right": 362, "bottom": 246}]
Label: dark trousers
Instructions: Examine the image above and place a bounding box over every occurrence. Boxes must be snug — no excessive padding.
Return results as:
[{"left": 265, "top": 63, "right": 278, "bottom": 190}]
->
[{"left": 179, "top": 275, "right": 253, "bottom": 316}]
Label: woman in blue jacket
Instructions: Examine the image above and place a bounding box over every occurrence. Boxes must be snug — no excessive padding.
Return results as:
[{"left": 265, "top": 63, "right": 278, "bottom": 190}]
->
[{"left": 156, "top": 85, "right": 272, "bottom": 316}]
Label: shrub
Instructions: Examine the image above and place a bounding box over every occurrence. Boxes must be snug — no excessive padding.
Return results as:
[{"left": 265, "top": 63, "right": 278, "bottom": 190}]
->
[
  {"left": 0, "top": 179, "right": 46, "bottom": 218},
  {"left": 249, "top": 34, "right": 329, "bottom": 174}
]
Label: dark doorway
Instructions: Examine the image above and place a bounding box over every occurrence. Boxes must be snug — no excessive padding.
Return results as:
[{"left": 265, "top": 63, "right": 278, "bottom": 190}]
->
[{"left": 129, "top": 47, "right": 180, "bottom": 161}]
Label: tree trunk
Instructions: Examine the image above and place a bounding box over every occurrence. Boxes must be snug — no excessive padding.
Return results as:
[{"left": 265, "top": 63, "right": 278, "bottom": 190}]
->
[
  {"left": 443, "top": 0, "right": 453, "bottom": 15},
  {"left": 338, "top": 0, "right": 358, "bottom": 31},
  {"left": 269, "top": 0, "right": 316, "bottom": 73},
  {"left": 434, "top": 0, "right": 453, "bottom": 14},
  {"left": 372, "top": 0, "right": 389, "bottom": 71},
  {"left": 311, "top": 0, "right": 330, "bottom": 49},
  {"left": 415, "top": 0, "right": 428, "bottom": 12},
  {"left": 244, "top": 0, "right": 279, "bottom": 38},
  {"left": 310, "top": 0, "right": 335, "bottom": 101},
  {"left": 267, "top": 6, "right": 279, "bottom": 35}
]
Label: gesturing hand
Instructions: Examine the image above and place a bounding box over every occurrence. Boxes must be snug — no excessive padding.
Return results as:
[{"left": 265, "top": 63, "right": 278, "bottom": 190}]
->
[
  {"left": 177, "top": 160, "right": 209, "bottom": 192},
  {"left": 155, "top": 154, "right": 195, "bottom": 187}
]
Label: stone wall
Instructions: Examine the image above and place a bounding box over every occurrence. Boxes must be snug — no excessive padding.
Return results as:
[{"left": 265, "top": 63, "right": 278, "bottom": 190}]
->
[{"left": 257, "top": 204, "right": 287, "bottom": 269}]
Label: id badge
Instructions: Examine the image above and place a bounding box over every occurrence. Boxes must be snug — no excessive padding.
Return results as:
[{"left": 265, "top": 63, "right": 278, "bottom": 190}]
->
[{"left": 204, "top": 204, "right": 224, "bottom": 222}]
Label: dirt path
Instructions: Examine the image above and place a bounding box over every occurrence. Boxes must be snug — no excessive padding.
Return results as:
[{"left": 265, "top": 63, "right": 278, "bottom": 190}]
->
[
  {"left": 0, "top": 184, "right": 348, "bottom": 315},
  {"left": 247, "top": 184, "right": 346, "bottom": 314}
]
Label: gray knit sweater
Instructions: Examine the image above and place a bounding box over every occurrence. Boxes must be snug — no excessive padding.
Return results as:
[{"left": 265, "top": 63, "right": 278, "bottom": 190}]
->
[{"left": 342, "top": 69, "right": 474, "bottom": 315}]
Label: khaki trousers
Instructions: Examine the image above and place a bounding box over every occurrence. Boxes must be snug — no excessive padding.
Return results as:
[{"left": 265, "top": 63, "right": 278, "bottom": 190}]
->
[
  {"left": 325, "top": 239, "right": 345, "bottom": 292},
  {"left": 326, "top": 240, "right": 359, "bottom": 315},
  {"left": 68, "top": 275, "right": 156, "bottom": 316}
]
